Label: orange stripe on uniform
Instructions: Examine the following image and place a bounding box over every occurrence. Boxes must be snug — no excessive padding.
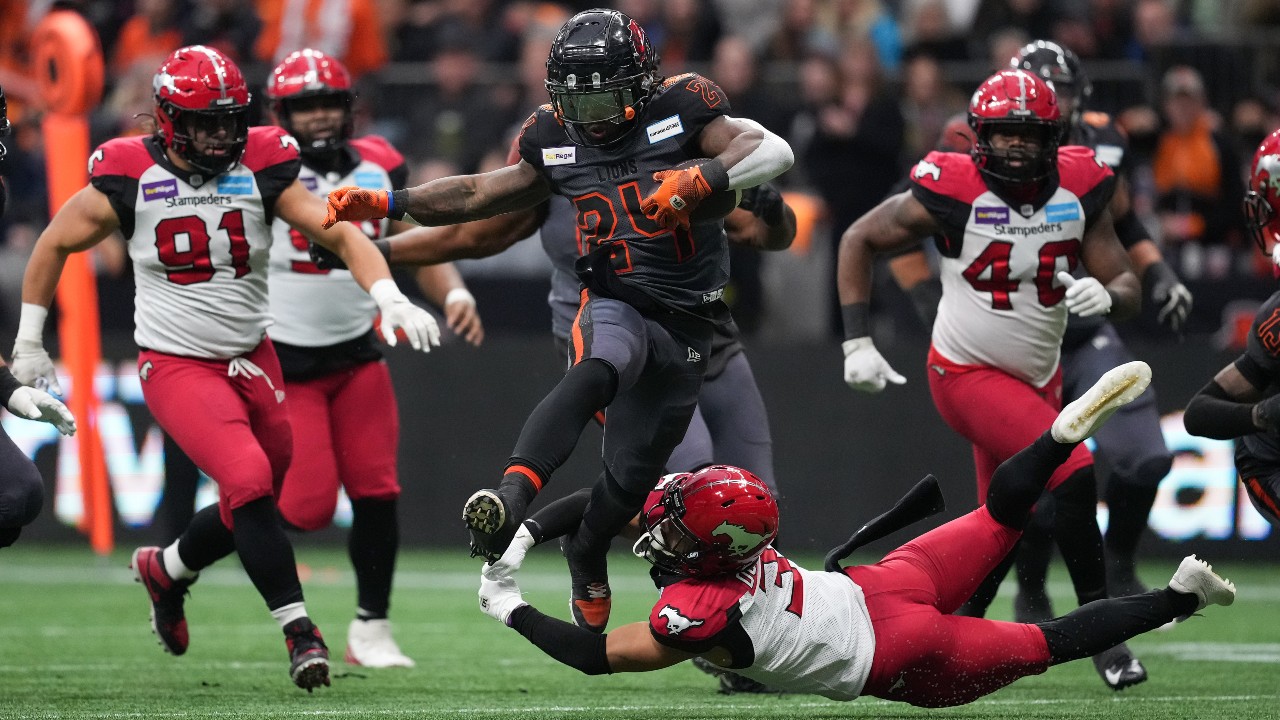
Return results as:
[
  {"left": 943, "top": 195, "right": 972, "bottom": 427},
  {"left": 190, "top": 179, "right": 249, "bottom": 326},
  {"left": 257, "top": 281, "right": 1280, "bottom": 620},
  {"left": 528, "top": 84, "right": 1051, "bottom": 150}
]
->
[
  {"left": 571, "top": 288, "right": 589, "bottom": 364},
  {"left": 506, "top": 464, "right": 544, "bottom": 492},
  {"left": 1244, "top": 476, "right": 1280, "bottom": 518}
]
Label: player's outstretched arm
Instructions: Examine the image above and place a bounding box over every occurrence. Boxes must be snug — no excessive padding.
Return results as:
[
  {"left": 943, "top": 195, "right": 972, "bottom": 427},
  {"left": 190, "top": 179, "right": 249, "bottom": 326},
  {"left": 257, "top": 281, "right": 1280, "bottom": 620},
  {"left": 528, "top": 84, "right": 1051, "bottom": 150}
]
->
[
  {"left": 323, "top": 161, "right": 552, "bottom": 229},
  {"left": 1185, "top": 362, "right": 1270, "bottom": 440},
  {"left": 279, "top": 180, "right": 441, "bottom": 352},
  {"left": 1079, "top": 208, "right": 1141, "bottom": 321},
  {"left": 836, "top": 191, "right": 938, "bottom": 392},
  {"left": 389, "top": 204, "right": 548, "bottom": 265},
  {"left": 14, "top": 185, "right": 120, "bottom": 392},
  {"left": 412, "top": 263, "right": 484, "bottom": 346}
]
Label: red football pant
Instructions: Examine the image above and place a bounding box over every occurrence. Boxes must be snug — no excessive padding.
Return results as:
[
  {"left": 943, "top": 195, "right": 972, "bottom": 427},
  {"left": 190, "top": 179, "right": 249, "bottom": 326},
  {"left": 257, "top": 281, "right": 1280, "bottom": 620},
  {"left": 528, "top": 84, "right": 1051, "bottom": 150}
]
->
[
  {"left": 139, "top": 340, "right": 292, "bottom": 528},
  {"left": 927, "top": 346, "right": 1092, "bottom": 504},
  {"left": 276, "top": 360, "right": 400, "bottom": 531},
  {"left": 847, "top": 506, "right": 1052, "bottom": 707}
]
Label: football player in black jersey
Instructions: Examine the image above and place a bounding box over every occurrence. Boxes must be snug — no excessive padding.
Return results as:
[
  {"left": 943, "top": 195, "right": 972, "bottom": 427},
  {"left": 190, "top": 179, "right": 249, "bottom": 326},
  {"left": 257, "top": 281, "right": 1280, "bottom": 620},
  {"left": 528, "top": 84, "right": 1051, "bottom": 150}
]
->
[
  {"left": 0, "top": 86, "right": 79, "bottom": 549},
  {"left": 1004, "top": 40, "right": 1191, "bottom": 630},
  {"left": 322, "top": 8, "right": 793, "bottom": 634},
  {"left": 1185, "top": 128, "right": 1280, "bottom": 528}
]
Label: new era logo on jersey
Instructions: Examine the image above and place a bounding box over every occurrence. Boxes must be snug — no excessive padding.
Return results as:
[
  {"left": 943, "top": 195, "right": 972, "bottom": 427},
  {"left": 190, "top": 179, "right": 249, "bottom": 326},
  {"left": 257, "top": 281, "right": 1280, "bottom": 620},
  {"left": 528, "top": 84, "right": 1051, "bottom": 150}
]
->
[
  {"left": 657, "top": 605, "right": 704, "bottom": 636},
  {"left": 354, "top": 171, "right": 384, "bottom": 187},
  {"left": 974, "top": 206, "right": 1009, "bottom": 224},
  {"left": 646, "top": 114, "right": 684, "bottom": 144},
  {"left": 216, "top": 176, "right": 253, "bottom": 195},
  {"left": 687, "top": 347, "right": 702, "bottom": 362},
  {"left": 141, "top": 179, "right": 179, "bottom": 202},
  {"left": 1045, "top": 202, "right": 1081, "bottom": 222},
  {"left": 543, "top": 146, "right": 577, "bottom": 166},
  {"left": 713, "top": 521, "right": 767, "bottom": 554}
]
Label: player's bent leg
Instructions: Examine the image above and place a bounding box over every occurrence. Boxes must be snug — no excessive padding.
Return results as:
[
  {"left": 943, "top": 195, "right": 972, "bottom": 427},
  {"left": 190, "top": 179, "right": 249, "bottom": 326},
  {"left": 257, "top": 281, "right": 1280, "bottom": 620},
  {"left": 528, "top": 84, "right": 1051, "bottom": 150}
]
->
[
  {"left": 0, "top": 427, "right": 44, "bottom": 548},
  {"left": 1050, "top": 361, "right": 1152, "bottom": 444},
  {"left": 276, "top": 376, "right": 341, "bottom": 531}
]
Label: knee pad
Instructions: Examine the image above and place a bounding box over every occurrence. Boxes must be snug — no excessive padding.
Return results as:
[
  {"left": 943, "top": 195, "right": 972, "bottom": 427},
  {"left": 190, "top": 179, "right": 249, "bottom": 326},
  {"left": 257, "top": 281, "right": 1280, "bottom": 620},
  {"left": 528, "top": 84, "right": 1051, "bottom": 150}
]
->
[
  {"left": 1118, "top": 455, "right": 1173, "bottom": 490},
  {"left": 583, "top": 469, "right": 649, "bottom": 537},
  {"left": 1051, "top": 467, "right": 1097, "bottom": 508}
]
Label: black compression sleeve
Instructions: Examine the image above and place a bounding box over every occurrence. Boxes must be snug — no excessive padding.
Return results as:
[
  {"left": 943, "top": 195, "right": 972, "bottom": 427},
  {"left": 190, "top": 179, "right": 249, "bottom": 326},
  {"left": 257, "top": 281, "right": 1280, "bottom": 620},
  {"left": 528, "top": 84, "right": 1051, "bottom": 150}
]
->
[
  {"left": 0, "top": 367, "right": 23, "bottom": 408},
  {"left": 508, "top": 605, "right": 612, "bottom": 675},
  {"left": 1113, "top": 209, "right": 1152, "bottom": 250},
  {"left": 1184, "top": 380, "right": 1259, "bottom": 439},
  {"left": 524, "top": 488, "right": 593, "bottom": 544}
]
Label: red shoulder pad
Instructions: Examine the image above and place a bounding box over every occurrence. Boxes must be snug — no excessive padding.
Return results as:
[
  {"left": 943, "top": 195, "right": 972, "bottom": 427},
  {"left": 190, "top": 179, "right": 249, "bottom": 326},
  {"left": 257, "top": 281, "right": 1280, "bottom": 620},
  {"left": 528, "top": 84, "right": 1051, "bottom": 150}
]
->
[
  {"left": 241, "top": 126, "right": 301, "bottom": 173},
  {"left": 350, "top": 136, "right": 405, "bottom": 173},
  {"left": 909, "top": 151, "right": 986, "bottom": 205},
  {"left": 1057, "top": 145, "right": 1113, "bottom": 198},
  {"left": 89, "top": 137, "right": 154, "bottom": 180},
  {"left": 649, "top": 576, "right": 748, "bottom": 645}
]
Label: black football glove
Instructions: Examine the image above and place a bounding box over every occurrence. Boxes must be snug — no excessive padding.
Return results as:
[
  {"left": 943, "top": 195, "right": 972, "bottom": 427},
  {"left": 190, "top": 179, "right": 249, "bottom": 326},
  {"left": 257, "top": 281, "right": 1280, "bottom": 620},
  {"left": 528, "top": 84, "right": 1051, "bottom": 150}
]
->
[
  {"left": 1143, "top": 260, "right": 1192, "bottom": 334},
  {"left": 737, "top": 182, "right": 786, "bottom": 226},
  {"left": 309, "top": 238, "right": 391, "bottom": 271},
  {"left": 1254, "top": 393, "right": 1280, "bottom": 432}
]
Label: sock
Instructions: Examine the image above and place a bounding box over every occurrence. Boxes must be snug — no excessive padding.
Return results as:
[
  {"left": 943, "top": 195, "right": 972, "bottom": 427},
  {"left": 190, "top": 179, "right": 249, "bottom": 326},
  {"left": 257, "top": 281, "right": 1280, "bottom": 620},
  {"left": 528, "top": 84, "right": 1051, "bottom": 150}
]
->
[
  {"left": 173, "top": 503, "right": 235, "bottom": 575},
  {"left": 505, "top": 359, "right": 618, "bottom": 494},
  {"left": 271, "top": 601, "right": 309, "bottom": 630},
  {"left": 496, "top": 466, "right": 543, "bottom": 521},
  {"left": 986, "top": 431, "right": 1076, "bottom": 529},
  {"left": 163, "top": 542, "right": 198, "bottom": 580},
  {"left": 1104, "top": 480, "right": 1161, "bottom": 578},
  {"left": 1015, "top": 501, "right": 1055, "bottom": 595},
  {"left": 1051, "top": 468, "right": 1108, "bottom": 605},
  {"left": 1038, "top": 589, "right": 1196, "bottom": 663},
  {"left": 349, "top": 497, "right": 398, "bottom": 620},
  {"left": 231, "top": 496, "right": 305, "bottom": 611}
]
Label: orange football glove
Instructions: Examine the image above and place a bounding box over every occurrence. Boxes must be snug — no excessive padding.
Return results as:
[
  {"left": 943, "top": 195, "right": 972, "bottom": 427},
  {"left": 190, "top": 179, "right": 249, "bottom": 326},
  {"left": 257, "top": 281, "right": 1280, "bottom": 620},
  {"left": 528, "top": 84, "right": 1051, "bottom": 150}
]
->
[
  {"left": 641, "top": 166, "right": 714, "bottom": 231},
  {"left": 323, "top": 187, "right": 390, "bottom": 229}
]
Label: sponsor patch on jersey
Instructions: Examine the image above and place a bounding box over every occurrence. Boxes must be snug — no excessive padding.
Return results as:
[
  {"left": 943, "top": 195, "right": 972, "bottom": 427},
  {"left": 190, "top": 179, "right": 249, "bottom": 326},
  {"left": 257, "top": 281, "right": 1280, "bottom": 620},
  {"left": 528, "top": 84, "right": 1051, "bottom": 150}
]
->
[
  {"left": 974, "top": 206, "right": 1009, "bottom": 224},
  {"left": 543, "top": 146, "right": 577, "bottom": 166},
  {"left": 354, "top": 170, "right": 384, "bottom": 187},
  {"left": 1045, "top": 202, "right": 1081, "bottom": 222},
  {"left": 1094, "top": 144, "right": 1123, "bottom": 168},
  {"left": 217, "top": 176, "right": 253, "bottom": 195},
  {"left": 141, "top": 179, "right": 179, "bottom": 202},
  {"left": 646, "top": 114, "right": 684, "bottom": 144},
  {"left": 300, "top": 176, "right": 319, "bottom": 191}
]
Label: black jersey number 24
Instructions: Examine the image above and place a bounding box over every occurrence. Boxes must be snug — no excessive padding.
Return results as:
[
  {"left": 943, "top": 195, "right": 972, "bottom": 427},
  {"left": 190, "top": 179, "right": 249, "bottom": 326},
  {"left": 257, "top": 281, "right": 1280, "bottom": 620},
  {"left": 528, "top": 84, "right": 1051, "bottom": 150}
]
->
[{"left": 572, "top": 181, "right": 696, "bottom": 272}]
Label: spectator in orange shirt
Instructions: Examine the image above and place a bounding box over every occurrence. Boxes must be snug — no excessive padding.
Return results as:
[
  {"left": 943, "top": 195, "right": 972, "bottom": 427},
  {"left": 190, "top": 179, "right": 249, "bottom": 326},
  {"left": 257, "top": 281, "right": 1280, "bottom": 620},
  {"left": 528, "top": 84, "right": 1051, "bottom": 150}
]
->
[
  {"left": 255, "top": 0, "right": 388, "bottom": 79},
  {"left": 112, "top": 0, "right": 185, "bottom": 76}
]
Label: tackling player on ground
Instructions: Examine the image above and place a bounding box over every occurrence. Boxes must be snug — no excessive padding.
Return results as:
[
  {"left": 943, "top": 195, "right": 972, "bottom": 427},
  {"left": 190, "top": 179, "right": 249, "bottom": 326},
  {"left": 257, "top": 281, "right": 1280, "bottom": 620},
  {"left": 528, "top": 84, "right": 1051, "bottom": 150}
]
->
[
  {"left": 478, "top": 361, "right": 1235, "bottom": 706},
  {"left": 9, "top": 46, "right": 439, "bottom": 691},
  {"left": 321, "top": 8, "right": 793, "bottom": 634}
]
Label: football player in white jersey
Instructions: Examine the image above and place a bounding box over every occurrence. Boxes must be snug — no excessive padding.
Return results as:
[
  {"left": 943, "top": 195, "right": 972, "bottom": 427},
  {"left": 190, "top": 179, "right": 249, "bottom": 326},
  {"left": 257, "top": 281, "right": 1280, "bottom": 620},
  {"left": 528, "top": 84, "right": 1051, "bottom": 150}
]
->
[
  {"left": 264, "top": 48, "right": 482, "bottom": 669},
  {"left": 8, "top": 46, "right": 439, "bottom": 691},
  {"left": 478, "top": 362, "right": 1234, "bottom": 706},
  {"left": 836, "top": 68, "right": 1148, "bottom": 689},
  {"left": 0, "top": 86, "right": 78, "bottom": 550}
]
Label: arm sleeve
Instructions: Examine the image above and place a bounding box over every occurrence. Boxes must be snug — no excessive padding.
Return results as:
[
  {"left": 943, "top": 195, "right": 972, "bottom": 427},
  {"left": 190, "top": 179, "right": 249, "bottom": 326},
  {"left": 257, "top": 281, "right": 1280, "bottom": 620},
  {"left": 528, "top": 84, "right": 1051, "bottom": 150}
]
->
[
  {"left": 1184, "top": 377, "right": 1259, "bottom": 439},
  {"left": 508, "top": 605, "right": 611, "bottom": 675}
]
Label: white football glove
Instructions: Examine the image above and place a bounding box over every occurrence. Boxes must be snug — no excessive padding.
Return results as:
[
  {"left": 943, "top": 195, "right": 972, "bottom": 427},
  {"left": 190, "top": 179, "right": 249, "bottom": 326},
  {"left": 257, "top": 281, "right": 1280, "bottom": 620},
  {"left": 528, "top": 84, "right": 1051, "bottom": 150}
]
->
[
  {"left": 10, "top": 338, "right": 61, "bottom": 395},
  {"left": 1056, "top": 271, "right": 1112, "bottom": 317},
  {"left": 6, "top": 386, "right": 76, "bottom": 436},
  {"left": 478, "top": 571, "right": 527, "bottom": 626},
  {"left": 370, "top": 279, "right": 442, "bottom": 352},
  {"left": 486, "top": 524, "right": 536, "bottom": 579},
  {"left": 842, "top": 337, "right": 906, "bottom": 392}
]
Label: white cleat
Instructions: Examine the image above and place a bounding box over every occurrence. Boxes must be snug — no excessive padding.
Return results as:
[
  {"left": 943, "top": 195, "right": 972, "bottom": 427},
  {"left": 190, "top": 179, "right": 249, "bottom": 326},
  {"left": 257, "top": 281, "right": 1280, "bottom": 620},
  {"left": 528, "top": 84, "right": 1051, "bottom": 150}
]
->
[
  {"left": 1051, "top": 361, "right": 1152, "bottom": 444},
  {"left": 1167, "top": 555, "right": 1236, "bottom": 622},
  {"left": 345, "top": 618, "right": 416, "bottom": 668}
]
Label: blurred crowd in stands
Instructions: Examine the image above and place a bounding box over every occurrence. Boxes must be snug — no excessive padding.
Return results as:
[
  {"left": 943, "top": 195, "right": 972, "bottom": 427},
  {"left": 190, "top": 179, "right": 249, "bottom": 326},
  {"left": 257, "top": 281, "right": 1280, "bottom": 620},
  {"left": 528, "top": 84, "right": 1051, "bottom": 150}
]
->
[{"left": 0, "top": 0, "right": 1278, "bottom": 342}]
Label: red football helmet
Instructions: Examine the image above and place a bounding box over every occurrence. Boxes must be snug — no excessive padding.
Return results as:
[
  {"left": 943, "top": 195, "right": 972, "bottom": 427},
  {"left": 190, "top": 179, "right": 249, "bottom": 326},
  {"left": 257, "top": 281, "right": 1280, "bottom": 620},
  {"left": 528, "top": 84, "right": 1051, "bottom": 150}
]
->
[
  {"left": 267, "top": 48, "right": 355, "bottom": 158},
  {"left": 1245, "top": 128, "right": 1280, "bottom": 262},
  {"left": 634, "top": 465, "right": 779, "bottom": 577},
  {"left": 968, "top": 69, "right": 1062, "bottom": 184},
  {"left": 153, "top": 45, "right": 251, "bottom": 176}
]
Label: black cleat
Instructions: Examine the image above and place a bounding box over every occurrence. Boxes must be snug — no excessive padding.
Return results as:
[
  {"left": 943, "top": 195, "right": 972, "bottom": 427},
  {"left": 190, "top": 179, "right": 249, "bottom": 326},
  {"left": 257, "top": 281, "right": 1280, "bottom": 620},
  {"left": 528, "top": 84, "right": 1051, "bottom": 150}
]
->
[
  {"left": 463, "top": 489, "right": 519, "bottom": 562},
  {"left": 564, "top": 527, "right": 611, "bottom": 633},
  {"left": 1092, "top": 642, "right": 1148, "bottom": 691},
  {"left": 284, "top": 618, "right": 331, "bottom": 692}
]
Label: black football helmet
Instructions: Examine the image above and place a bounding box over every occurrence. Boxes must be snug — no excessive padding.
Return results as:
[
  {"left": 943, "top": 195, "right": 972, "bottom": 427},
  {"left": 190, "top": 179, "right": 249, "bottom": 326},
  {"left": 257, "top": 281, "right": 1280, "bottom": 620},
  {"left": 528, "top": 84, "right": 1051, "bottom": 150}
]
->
[
  {"left": 1011, "top": 40, "right": 1091, "bottom": 134},
  {"left": 545, "top": 9, "right": 660, "bottom": 147}
]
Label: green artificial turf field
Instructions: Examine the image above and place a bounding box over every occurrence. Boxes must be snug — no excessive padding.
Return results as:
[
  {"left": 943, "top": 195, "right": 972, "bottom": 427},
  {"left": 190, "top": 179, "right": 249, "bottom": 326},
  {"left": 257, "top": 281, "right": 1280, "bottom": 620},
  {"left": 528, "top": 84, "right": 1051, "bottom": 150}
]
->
[{"left": 0, "top": 545, "right": 1272, "bottom": 719}]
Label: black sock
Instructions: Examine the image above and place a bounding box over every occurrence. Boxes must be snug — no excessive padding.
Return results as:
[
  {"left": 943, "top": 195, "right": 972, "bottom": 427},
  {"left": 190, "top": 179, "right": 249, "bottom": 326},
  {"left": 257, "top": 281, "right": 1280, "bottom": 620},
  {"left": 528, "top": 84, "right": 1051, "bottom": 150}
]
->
[
  {"left": 231, "top": 496, "right": 304, "bottom": 611},
  {"left": 1052, "top": 468, "right": 1108, "bottom": 605},
  {"left": 1015, "top": 501, "right": 1055, "bottom": 594},
  {"left": 506, "top": 359, "right": 618, "bottom": 501},
  {"left": 986, "top": 431, "right": 1076, "bottom": 529},
  {"left": 349, "top": 497, "right": 398, "bottom": 619},
  {"left": 176, "top": 503, "right": 236, "bottom": 571},
  {"left": 1104, "top": 481, "right": 1160, "bottom": 578},
  {"left": 1038, "top": 589, "right": 1196, "bottom": 663}
]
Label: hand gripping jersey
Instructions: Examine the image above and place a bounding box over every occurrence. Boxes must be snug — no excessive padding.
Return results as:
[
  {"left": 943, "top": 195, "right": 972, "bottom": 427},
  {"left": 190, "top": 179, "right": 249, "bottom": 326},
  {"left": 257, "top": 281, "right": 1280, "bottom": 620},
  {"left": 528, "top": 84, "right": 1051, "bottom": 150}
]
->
[
  {"left": 90, "top": 127, "right": 301, "bottom": 358},
  {"left": 1235, "top": 290, "right": 1280, "bottom": 468},
  {"left": 267, "top": 136, "right": 408, "bottom": 346},
  {"left": 649, "top": 546, "right": 875, "bottom": 700},
  {"left": 517, "top": 73, "right": 732, "bottom": 317},
  {"left": 910, "top": 147, "right": 1115, "bottom": 387}
]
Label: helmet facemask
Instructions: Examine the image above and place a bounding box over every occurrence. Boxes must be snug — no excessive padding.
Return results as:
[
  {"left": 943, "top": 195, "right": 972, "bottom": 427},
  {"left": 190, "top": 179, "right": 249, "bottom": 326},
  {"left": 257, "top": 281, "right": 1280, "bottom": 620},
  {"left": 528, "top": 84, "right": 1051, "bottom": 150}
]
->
[
  {"left": 633, "top": 489, "right": 715, "bottom": 577},
  {"left": 972, "top": 118, "right": 1060, "bottom": 185},
  {"left": 275, "top": 91, "right": 354, "bottom": 161},
  {"left": 547, "top": 67, "right": 654, "bottom": 147},
  {"left": 161, "top": 101, "right": 250, "bottom": 176}
]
